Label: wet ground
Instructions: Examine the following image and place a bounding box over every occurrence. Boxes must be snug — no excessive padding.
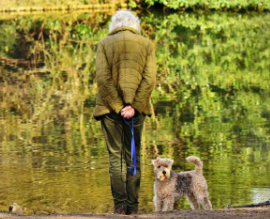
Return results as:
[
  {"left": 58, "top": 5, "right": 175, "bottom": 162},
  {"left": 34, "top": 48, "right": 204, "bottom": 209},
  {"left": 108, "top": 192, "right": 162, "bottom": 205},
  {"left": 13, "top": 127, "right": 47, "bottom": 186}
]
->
[{"left": 1, "top": 207, "right": 270, "bottom": 219}]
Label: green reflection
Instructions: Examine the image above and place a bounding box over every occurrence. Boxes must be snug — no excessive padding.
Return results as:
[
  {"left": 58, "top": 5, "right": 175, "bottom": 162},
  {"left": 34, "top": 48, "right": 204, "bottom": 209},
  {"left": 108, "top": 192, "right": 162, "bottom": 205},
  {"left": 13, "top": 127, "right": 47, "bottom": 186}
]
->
[{"left": 0, "top": 10, "right": 270, "bottom": 213}]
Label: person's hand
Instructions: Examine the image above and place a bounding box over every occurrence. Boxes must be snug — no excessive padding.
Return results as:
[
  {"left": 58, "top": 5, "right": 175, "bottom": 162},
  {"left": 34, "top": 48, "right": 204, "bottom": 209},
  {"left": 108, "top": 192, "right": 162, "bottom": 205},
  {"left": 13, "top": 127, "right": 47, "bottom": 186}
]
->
[{"left": 121, "top": 106, "right": 135, "bottom": 119}]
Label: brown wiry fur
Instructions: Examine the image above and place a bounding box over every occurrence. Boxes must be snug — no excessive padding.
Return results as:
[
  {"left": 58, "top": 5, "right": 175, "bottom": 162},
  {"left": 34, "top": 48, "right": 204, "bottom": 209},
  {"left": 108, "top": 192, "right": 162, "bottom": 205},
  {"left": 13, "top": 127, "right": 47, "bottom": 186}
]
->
[{"left": 152, "top": 156, "right": 212, "bottom": 212}]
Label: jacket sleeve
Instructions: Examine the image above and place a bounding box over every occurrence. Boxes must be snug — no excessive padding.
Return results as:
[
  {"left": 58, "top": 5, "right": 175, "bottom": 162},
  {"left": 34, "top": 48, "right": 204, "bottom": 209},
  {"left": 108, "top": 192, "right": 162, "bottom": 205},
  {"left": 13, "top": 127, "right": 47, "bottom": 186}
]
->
[
  {"left": 131, "top": 42, "right": 157, "bottom": 113},
  {"left": 96, "top": 42, "right": 124, "bottom": 114}
]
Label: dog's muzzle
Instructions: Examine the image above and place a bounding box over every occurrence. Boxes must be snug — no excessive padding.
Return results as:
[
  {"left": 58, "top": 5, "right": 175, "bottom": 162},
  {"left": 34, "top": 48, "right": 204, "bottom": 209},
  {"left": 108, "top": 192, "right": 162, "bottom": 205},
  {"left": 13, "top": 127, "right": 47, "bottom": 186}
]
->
[{"left": 157, "top": 168, "right": 170, "bottom": 181}]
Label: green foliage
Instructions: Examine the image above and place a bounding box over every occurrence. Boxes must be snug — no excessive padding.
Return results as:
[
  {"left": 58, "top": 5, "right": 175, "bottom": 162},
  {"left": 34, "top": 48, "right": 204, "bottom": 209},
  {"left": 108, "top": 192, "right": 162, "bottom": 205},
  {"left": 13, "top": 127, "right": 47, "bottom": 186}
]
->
[
  {"left": 129, "top": 0, "right": 138, "bottom": 8},
  {"left": 0, "top": 0, "right": 269, "bottom": 11},
  {"left": 143, "top": 11, "right": 270, "bottom": 141},
  {"left": 144, "top": 0, "right": 270, "bottom": 10},
  {"left": 0, "top": 21, "right": 17, "bottom": 57}
]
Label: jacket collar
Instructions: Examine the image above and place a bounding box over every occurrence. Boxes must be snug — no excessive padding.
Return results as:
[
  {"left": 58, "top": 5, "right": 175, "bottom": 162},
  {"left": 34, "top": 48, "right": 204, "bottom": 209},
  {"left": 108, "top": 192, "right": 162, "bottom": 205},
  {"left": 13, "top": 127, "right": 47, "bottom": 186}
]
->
[{"left": 109, "top": 27, "right": 140, "bottom": 36}]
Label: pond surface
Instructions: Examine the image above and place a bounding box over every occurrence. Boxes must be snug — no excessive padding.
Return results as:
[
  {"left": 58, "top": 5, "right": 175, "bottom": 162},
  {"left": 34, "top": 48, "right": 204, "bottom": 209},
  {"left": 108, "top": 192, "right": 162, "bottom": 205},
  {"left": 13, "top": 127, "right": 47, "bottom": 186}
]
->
[{"left": 0, "top": 10, "right": 270, "bottom": 214}]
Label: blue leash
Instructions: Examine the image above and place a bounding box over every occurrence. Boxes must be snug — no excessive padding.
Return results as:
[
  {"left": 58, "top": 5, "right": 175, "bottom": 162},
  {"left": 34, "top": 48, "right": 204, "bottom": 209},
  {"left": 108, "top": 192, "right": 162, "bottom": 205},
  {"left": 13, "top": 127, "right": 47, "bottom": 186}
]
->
[{"left": 123, "top": 116, "right": 136, "bottom": 176}]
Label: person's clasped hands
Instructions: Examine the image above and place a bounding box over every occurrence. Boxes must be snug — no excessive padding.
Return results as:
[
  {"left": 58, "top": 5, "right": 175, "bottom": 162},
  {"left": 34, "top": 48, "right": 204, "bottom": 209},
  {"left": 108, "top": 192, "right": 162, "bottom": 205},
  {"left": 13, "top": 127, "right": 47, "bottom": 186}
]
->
[{"left": 121, "top": 105, "right": 135, "bottom": 119}]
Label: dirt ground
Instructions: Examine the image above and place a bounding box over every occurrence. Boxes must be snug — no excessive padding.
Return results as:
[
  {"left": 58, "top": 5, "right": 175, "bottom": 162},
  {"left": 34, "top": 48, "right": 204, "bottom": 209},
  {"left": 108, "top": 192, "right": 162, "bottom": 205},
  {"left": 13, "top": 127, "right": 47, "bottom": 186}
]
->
[{"left": 1, "top": 207, "right": 270, "bottom": 219}]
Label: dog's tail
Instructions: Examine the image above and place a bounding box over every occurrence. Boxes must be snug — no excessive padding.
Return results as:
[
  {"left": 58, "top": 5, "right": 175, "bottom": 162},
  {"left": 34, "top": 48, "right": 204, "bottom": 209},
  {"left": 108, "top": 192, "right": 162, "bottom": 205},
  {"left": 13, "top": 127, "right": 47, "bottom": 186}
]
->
[{"left": 186, "top": 156, "right": 203, "bottom": 174}]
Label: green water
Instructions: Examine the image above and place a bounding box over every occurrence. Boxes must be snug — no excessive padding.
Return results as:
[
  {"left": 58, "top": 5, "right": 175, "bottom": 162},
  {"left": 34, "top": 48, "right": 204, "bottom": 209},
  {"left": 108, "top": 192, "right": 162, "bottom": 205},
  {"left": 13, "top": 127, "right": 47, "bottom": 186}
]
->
[{"left": 0, "top": 10, "right": 270, "bottom": 214}]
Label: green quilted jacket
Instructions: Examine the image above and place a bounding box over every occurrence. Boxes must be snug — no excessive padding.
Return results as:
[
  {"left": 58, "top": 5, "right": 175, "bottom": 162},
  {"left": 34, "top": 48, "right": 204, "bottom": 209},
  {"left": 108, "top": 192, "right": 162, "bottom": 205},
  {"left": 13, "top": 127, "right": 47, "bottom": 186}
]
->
[{"left": 93, "top": 26, "right": 157, "bottom": 118}]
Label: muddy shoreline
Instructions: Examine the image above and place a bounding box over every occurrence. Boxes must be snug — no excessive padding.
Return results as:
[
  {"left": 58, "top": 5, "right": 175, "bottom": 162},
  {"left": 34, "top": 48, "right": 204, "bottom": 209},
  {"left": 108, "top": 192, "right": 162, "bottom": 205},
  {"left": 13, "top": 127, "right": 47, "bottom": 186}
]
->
[{"left": 1, "top": 207, "right": 270, "bottom": 219}]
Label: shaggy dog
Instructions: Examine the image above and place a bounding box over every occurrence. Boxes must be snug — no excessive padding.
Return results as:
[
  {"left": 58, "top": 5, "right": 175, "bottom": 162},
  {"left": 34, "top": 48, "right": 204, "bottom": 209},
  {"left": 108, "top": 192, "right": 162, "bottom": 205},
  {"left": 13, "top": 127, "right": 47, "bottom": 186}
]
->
[{"left": 152, "top": 156, "right": 212, "bottom": 212}]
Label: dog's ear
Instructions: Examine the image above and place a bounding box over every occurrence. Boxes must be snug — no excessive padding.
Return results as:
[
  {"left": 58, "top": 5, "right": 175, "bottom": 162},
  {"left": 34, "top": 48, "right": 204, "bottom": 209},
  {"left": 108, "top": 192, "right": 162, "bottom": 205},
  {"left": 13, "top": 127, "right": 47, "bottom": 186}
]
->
[
  {"left": 167, "top": 159, "right": 174, "bottom": 167},
  {"left": 152, "top": 158, "right": 160, "bottom": 167},
  {"left": 152, "top": 159, "right": 157, "bottom": 167}
]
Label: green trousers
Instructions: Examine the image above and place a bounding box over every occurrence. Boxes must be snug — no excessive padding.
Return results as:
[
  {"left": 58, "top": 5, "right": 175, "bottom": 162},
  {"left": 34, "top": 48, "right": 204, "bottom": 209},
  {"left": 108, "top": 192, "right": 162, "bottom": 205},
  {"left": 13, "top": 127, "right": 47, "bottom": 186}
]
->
[{"left": 101, "top": 112, "right": 145, "bottom": 213}]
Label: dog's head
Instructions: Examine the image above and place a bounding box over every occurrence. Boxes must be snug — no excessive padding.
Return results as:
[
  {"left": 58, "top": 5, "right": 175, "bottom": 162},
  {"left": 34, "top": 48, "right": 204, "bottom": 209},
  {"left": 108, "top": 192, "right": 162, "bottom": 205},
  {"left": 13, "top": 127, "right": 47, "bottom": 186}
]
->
[{"left": 152, "top": 158, "right": 174, "bottom": 181}]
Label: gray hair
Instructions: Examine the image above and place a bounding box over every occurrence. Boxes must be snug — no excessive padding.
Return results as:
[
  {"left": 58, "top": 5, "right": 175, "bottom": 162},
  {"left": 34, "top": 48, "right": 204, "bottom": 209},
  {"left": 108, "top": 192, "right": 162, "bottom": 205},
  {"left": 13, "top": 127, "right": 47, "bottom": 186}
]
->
[{"left": 109, "top": 10, "right": 141, "bottom": 34}]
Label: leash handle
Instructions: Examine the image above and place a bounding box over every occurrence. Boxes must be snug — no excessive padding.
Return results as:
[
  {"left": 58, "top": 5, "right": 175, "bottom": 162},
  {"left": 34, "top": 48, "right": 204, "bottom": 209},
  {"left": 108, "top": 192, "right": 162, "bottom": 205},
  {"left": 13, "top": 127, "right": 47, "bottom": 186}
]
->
[{"left": 123, "top": 116, "right": 136, "bottom": 176}]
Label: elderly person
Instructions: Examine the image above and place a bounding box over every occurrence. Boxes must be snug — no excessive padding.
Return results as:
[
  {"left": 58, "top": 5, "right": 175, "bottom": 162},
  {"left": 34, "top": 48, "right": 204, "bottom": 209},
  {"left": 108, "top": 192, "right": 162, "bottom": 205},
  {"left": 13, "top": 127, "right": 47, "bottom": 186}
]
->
[{"left": 94, "top": 10, "right": 157, "bottom": 215}]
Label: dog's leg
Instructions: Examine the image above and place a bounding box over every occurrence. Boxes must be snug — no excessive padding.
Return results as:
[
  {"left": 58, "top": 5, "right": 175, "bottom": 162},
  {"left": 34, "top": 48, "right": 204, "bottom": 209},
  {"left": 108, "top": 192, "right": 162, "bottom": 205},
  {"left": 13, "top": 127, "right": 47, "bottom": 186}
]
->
[
  {"left": 187, "top": 193, "right": 199, "bottom": 210},
  {"left": 201, "top": 197, "right": 212, "bottom": 210},
  {"left": 162, "top": 197, "right": 174, "bottom": 212},
  {"left": 154, "top": 196, "right": 162, "bottom": 212}
]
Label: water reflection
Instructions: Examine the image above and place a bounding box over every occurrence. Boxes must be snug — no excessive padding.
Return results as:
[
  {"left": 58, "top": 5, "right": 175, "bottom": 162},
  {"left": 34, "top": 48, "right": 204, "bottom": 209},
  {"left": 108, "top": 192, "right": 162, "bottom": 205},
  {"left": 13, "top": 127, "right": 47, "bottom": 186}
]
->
[
  {"left": 252, "top": 188, "right": 270, "bottom": 204},
  {"left": 0, "top": 10, "right": 270, "bottom": 213}
]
